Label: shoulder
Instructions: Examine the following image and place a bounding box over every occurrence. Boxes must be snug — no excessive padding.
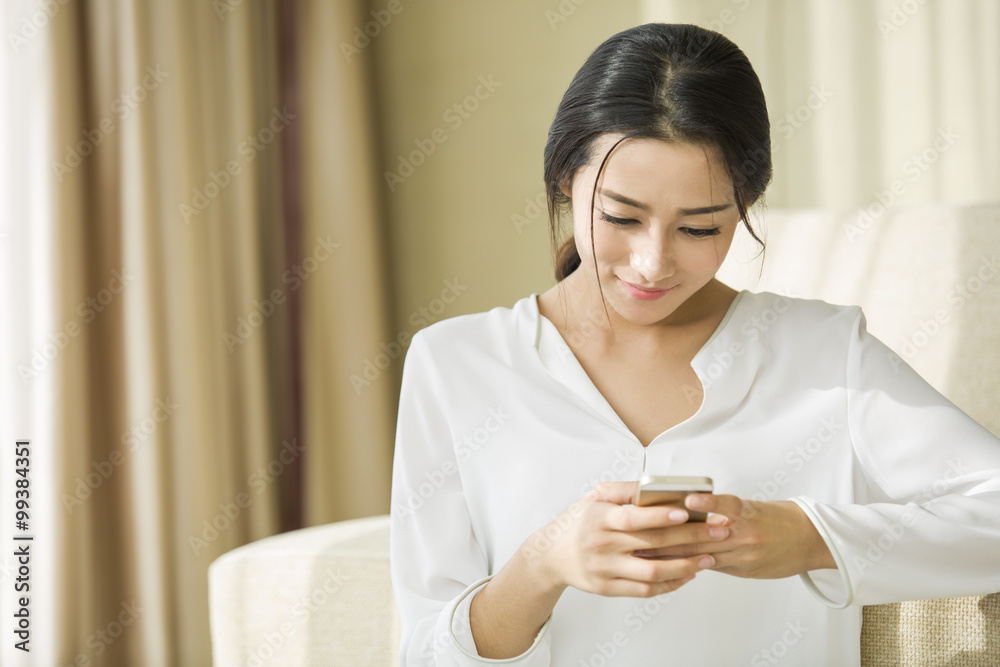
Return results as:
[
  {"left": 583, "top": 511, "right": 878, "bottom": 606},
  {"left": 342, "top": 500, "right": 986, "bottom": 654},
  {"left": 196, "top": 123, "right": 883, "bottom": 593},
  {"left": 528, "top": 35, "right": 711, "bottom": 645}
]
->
[
  {"left": 407, "top": 295, "right": 532, "bottom": 368},
  {"left": 733, "top": 290, "right": 864, "bottom": 345},
  {"left": 737, "top": 290, "right": 863, "bottom": 327},
  {"left": 717, "top": 291, "right": 870, "bottom": 391}
]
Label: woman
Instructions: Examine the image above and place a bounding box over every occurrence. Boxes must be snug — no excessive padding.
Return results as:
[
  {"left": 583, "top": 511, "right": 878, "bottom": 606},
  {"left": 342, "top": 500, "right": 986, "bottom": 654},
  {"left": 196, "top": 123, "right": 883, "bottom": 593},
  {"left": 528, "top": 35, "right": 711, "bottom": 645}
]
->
[{"left": 389, "top": 23, "right": 1000, "bottom": 666}]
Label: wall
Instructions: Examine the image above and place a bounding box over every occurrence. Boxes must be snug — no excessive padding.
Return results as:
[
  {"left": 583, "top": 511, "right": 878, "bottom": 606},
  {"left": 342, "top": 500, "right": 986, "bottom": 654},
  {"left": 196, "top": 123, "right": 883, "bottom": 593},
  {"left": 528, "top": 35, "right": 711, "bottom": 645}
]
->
[{"left": 367, "top": 0, "right": 643, "bottom": 328}]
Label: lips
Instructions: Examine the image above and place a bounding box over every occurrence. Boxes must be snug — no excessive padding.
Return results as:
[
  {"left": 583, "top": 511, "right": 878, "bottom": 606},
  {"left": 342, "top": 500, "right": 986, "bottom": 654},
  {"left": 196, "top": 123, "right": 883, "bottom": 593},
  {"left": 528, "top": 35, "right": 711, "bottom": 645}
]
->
[
  {"left": 618, "top": 277, "right": 672, "bottom": 300},
  {"left": 626, "top": 281, "right": 665, "bottom": 292}
]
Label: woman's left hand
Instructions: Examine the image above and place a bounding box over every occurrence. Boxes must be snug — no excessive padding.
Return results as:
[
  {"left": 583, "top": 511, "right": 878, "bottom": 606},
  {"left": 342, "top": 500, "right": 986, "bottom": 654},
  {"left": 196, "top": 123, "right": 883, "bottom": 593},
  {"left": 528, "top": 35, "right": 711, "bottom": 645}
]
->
[{"left": 634, "top": 494, "right": 837, "bottom": 579}]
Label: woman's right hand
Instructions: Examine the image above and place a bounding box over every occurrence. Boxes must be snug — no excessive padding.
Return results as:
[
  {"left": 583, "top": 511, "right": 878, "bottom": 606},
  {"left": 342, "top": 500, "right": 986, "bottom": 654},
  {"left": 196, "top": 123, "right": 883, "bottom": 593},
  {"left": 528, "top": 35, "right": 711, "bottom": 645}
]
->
[{"left": 519, "top": 481, "right": 726, "bottom": 598}]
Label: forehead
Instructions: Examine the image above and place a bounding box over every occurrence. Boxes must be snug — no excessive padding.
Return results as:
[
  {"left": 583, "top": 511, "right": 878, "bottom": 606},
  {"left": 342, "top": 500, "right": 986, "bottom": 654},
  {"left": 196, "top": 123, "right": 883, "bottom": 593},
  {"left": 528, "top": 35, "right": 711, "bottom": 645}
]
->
[{"left": 586, "top": 135, "right": 734, "bottom": 203}]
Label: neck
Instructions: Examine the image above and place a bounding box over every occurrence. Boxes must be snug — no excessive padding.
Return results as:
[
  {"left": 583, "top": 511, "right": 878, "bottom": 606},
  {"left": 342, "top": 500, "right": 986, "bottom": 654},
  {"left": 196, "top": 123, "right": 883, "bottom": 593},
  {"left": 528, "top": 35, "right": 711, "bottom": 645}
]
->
[{"left": 554, "top": 270, "right": 736, "bottom": 353}]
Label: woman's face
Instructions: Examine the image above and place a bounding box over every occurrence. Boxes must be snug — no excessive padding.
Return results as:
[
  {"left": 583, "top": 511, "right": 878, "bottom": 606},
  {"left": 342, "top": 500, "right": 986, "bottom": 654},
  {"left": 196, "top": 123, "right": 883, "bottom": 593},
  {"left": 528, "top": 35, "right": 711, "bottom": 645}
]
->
[{"left": 562, "top": 133, "right": 742, "bottom": 328}]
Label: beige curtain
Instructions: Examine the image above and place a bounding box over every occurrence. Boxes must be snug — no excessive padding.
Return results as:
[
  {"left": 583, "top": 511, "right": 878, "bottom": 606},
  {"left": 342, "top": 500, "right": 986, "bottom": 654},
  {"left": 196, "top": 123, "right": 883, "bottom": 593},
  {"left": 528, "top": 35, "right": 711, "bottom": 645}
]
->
[
  {"left": 297, "top": 1, "right": 395, "bottom": 527},
  {"left": 0, "top": 0, "right": 389, "bottom": 664},
  {"left": 642, "top": 0, "right": 1000, "bottom": 208}
]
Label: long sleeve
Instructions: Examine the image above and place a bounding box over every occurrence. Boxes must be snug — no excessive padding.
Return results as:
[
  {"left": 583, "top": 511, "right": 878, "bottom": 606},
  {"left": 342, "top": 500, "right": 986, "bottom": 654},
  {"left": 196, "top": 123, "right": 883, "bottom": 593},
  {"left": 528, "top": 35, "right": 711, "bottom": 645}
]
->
[
  {"left": 792, "top": 307, "right": 1000, "bottom": 607},
  {"left": 389, "top": 329, "right": 553, "bottom": 666}
]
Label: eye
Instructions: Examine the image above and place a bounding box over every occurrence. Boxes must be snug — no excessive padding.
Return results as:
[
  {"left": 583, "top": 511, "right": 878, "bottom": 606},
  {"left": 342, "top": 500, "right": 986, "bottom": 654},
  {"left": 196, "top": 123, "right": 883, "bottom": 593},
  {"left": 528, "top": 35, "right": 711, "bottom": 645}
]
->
[
  {"left": 598, "top": 210, "right": 637, "bottom": 227},
  {"left": 681, "top": 227, "right": 722, "bottom": 238}
]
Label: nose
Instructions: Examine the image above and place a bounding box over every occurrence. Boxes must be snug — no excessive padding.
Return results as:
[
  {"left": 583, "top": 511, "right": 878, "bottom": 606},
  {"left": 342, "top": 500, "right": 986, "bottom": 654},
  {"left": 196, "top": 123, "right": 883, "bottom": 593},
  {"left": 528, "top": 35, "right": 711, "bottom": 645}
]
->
[{"left": 629, "top": 230, "right": 676, "bottom": 283}]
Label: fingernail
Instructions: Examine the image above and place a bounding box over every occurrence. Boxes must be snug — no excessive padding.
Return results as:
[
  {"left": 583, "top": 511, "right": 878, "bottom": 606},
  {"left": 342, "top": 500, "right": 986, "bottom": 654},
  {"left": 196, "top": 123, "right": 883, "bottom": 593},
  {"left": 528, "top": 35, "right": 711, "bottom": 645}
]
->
[
  {"left": 709, "top": 526, "right": 728, "bottom": 539},
  {"left": 699, "top": 555, "right": 715, "bottom": 568},
  {"left": 669, "top": 509, "right": 687, "bottom": 522}
]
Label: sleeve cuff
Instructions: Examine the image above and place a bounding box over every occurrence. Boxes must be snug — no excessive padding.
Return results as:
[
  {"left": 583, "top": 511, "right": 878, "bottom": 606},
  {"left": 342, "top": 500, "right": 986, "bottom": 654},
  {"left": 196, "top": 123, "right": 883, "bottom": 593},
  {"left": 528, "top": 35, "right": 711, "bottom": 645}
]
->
[
  {"left": 446, "top": 574, "right": 554, "bottom": 664},
  {"left": 790, "top": 496, "right": 855, "bottom": 608}
]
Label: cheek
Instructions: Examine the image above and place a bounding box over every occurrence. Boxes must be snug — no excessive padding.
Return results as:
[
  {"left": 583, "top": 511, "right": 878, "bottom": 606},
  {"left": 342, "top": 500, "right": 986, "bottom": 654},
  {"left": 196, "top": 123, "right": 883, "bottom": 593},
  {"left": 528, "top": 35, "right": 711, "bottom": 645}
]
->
[
  {"left": 682, "top": 238, "right": 732, "bottom": 274},
  {"left": 572, "top": 205, "right": 595, "bottom": 247},
  {"left": 590, "top": 225, "right": 630, "bottom": 263},
  {"left": 702, "top": 238, "right": 736, "bottom": 272}
]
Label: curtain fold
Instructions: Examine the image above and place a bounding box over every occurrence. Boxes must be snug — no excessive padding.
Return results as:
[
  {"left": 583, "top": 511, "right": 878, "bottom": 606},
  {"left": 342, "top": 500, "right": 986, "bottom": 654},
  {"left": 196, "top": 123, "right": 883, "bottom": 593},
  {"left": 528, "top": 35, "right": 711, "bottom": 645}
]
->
[
  {"left": 1, "top": 0, "right": 389, "bottom": 663},
  {"left": 297, "top": 0, "right": 395, "bottom": 526}
]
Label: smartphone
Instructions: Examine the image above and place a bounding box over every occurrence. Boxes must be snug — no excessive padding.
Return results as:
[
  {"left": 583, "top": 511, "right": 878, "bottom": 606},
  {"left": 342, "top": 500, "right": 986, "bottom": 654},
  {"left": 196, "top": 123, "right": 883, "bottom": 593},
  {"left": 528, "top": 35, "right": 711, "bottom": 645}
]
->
[{"left": 635, "top": 475, "right": 714, "bottom": 522}]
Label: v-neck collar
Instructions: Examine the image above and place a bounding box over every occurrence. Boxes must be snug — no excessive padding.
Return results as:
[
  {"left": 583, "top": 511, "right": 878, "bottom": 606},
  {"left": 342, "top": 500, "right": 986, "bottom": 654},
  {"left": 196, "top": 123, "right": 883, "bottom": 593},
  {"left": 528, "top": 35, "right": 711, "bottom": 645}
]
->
[{"left": 527, "top": 290, "right": 749, "bottom": 446}]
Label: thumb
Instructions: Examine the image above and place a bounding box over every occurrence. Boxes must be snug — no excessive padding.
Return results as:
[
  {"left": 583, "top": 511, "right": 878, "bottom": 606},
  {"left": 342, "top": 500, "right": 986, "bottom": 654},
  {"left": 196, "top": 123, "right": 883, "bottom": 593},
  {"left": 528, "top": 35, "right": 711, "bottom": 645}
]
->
[{"left": 585, "top": 480, "right": 641, "bottom": 506}]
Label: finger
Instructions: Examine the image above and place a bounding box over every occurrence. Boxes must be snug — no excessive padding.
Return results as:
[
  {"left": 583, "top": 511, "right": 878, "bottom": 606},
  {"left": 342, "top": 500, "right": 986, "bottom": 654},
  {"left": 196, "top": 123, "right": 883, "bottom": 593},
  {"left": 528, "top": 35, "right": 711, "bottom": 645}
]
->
[
  {"left": 605, "top": 504, "right": 690, "bottom": 532},
  {"left": 624, "top": 553, "right": 706, "bottom": 584},
  {"left": 706, "top": 513, "right": 731, "bottom": 526},
  {"left": 685, "top": 493, "right": 744, "bottom": 519},
  {"left": 588, "top": 480, "right": 646, "bottom": 506},
  {"left": 601, "top": 573, "right": 697, "bottom": 598},
  {"left": 633, "top": 522, "right": 731, "bottom": 557},
  {"left": 634, "top": 553, "right": 720, "bottom": 573},
  {"left": 694, "top": 550, "right": 749, "bottom": 575},
  {"left": 634, "top": 541, "right": 729, "bottom": 558},
  {"left": 620, "top": 521, "right": 730, "bottom": 552}
]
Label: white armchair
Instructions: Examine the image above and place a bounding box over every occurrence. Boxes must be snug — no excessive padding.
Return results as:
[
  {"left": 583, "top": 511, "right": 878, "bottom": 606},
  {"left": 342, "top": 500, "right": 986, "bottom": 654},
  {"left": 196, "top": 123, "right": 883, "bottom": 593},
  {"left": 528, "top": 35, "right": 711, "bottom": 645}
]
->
[
  {"left": 209, "top": 204, "right": 1000, "bottom": 666},
  {"left": 209, "top": 515, "right": 400, "bottom": 666}
]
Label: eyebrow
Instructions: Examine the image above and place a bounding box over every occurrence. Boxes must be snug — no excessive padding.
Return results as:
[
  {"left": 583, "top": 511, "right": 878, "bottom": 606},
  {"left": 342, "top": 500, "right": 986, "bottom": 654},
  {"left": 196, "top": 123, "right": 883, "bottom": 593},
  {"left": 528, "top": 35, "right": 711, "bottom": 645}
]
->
[{"left": 599, "top": 188, "right": 734, "bottom": 216}]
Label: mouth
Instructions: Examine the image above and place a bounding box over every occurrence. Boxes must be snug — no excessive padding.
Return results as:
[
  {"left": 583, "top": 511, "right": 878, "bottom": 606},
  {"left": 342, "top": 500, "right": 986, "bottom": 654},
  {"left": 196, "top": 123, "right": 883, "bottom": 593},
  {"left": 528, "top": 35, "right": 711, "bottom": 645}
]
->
[{"left": 618, "top": 277, "right": 673, "bottom": 300}]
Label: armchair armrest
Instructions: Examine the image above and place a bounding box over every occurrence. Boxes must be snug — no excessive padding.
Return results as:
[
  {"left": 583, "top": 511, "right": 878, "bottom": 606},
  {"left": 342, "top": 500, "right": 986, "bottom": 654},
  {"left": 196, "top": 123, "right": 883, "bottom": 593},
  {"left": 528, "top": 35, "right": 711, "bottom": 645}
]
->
[{"left": 208, "top": 514, "right": 400, "bottom": 666}]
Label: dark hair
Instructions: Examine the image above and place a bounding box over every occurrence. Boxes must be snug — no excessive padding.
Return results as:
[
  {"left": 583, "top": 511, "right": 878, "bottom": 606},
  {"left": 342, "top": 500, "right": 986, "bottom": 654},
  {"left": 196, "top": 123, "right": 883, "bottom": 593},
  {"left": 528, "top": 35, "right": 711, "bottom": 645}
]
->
[{"left": 543, "top": 23, "right": 771, "bottom": 287}]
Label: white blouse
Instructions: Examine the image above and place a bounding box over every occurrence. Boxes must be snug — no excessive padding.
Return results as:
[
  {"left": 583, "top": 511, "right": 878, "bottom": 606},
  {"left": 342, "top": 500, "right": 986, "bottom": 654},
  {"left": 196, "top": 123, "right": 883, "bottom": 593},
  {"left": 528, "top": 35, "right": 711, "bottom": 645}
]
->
[{"left": 389, "top": 289, "right": 1000, "bottom": 666}]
